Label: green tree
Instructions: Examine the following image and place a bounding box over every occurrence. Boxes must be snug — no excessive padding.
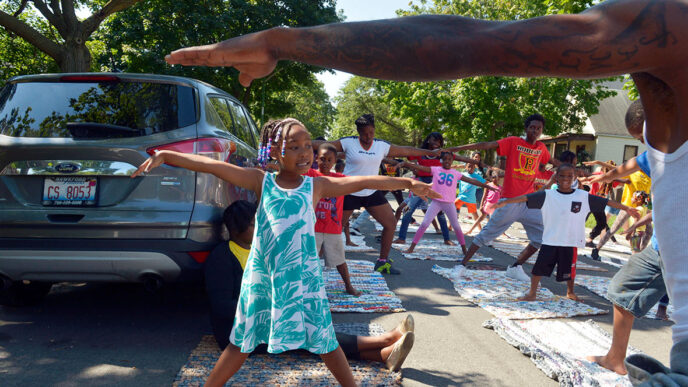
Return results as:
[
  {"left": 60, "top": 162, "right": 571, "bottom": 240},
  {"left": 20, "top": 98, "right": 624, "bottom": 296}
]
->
[
  {"left": 0, "top": 0, "right": 144, "bottom": 73},
  {"left": 96, "top": 0, "right": 341, "bottom": 125},
  {"left": 331, "top": 76, "right": 411, "bottom": 144}
]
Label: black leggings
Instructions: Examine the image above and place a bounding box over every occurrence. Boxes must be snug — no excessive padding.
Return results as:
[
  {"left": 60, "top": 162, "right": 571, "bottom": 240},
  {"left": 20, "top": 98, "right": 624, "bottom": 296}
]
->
[{"left": 587, "top": 211, "right": 609, "bottom": 240}]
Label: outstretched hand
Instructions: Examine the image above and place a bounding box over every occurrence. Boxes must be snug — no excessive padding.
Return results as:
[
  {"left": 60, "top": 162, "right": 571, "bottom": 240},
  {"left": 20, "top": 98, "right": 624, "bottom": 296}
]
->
[
  {"left": 626, "top": 207, "right": 641, "bottom": 219},
  {"left": 165, "top": 31, "right": 277, "bottom": 87},
  {"left": 409, "top": 180, "right": 441, "bottom": 201},
  {"left": 131, "top": 151, "right": 166, "bottom": 178}
]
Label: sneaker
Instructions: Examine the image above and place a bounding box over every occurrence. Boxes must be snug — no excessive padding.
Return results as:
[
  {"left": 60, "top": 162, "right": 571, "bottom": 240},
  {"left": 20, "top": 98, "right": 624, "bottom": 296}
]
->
[
  {"left": 585, "top": 241, "right": 596, "bottom": 249},
  {"left": 453, "top": 264, "right": 467, "bottom": 278},
  {"left": 350, "top": 227, "right": 362, "bottom": 236},
  {"left": 505, "top": 264, "right": 530, "bottom": 282},
  {"left": 396, "top": 314, "right": 415, "bottom": 334},
  {"left": 375, "top": 260, "right": 401, "bottom": 275},
  {"left": 386, "top": 332, "right": 415, "bottom": 372},
  {"left": 590, "top": 248, "right": 600, "bottom": 261}
]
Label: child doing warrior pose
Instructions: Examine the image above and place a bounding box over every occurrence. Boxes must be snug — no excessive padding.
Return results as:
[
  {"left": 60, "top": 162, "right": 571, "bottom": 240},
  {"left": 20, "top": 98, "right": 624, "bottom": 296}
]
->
[
  {"left": 132, "top": 118, "right": 439, "bottom": 387},
  {"left": 400, "top": 152, "right": 496, "bottom": 256},
  {"left": 494, "top": 164, "right": 638, "bottom": 302}
]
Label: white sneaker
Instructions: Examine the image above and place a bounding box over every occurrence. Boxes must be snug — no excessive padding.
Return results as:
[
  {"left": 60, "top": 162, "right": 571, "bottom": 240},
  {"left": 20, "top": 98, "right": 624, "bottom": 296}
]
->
[
  {"left": 453, "top": 264, "right": 467, "bottom": 278},
  {"left": 505, "top": 264, "right": 530, "bottom": 282}
]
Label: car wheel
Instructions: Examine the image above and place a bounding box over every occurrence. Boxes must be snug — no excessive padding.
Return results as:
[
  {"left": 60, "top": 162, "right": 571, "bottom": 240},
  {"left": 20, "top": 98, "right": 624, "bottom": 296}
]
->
[{"left": 0, "top": 281, "right": 53, "bottom": 307}]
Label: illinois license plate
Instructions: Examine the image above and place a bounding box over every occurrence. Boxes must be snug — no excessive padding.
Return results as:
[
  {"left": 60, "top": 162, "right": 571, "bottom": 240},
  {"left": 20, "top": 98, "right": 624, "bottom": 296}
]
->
[{"left": 42, "top": 177, "right": 97, "bottom": 206}]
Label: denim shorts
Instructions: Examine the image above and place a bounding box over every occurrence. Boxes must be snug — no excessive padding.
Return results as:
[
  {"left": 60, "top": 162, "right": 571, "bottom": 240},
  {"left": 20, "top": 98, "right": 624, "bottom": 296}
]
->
[
  {"left": 607, "top": 245, "right": 667, "bottom": 318},
  {"left": 605, "top": 205, "right": 620, "bottom": 215}
]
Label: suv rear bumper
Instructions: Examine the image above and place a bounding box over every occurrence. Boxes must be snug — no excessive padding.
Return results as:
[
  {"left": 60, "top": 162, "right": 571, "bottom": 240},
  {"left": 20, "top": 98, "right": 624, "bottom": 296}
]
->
[{"left": 0, "top": 238, "right": 213, "bottom": 283}]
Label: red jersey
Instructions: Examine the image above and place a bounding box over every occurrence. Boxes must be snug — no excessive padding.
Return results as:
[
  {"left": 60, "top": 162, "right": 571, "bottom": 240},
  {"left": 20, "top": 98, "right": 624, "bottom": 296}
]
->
[
  {"left": 497, "top": 137, "right": 551, "bottom": 198},
  {"left": 305, "top": 169, "right": 345, "bottom": 234},
  {"left": 533, "top": 169, "right": 554, "bottom": 191}
]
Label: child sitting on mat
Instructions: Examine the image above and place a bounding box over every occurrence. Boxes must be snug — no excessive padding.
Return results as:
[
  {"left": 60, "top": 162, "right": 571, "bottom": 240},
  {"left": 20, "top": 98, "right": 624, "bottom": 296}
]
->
[
  {"left": 493, "top": 164, "right": 638, "bottom": 301},
  {"left": 399, "top": 152, "right": 495, "bottom": 256},
  {"left": 133, "top": 118, "right": 439, "bottom": 386}
]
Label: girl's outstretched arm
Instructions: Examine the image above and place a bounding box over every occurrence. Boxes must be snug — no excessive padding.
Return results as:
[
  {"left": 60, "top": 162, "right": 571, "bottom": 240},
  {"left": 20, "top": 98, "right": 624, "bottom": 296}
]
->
[
  {"left": 399, "top": 161, "right": 431, "bottom": 174},
  {"left": 586, "top": 157, "right": 640, "bottom": 185},
  {"left": 131, "top": 150, "right": 265, "bottom": 194},
  {"left": 460, "top": 176, "right": 497, "bottom": 191},
  {"left": 315, "top": 176, "right": 440, "bottom": 202},
  {"left": 387, "top": 144, "right": 437, "bottom": 158},
  {"left": 606, "top": 199, "right": 641, "bottom": 219}
]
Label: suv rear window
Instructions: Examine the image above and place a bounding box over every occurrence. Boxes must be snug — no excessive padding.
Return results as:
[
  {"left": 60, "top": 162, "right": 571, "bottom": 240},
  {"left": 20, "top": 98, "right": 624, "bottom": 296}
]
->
[{"left": 0, "top": 80, "right": 196, "bottom": 138}]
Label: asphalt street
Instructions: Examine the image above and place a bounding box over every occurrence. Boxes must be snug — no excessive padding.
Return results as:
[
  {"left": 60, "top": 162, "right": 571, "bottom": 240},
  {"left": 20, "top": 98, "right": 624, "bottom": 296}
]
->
[{"left": 0, "top": 208, "right": 674, "bottom": 386}]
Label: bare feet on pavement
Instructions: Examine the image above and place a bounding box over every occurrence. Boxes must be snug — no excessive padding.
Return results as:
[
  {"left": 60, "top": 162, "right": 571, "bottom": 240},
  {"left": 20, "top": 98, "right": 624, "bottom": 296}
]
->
[
  {"left": 566, "top": 292, "right": 581, "bottom": 302},
  {"left": 346, "top": 286, "right": 362, "bottom": 297}
]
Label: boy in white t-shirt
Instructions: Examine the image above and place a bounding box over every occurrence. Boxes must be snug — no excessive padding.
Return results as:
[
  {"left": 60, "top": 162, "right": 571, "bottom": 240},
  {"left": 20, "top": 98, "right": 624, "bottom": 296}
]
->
[{"left": 494, "top": 164, "right": 639, "bottom": 301}]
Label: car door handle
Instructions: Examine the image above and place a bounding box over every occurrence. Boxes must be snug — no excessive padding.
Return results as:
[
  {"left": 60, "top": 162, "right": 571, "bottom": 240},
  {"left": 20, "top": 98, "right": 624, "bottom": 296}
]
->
[{"left": 47, "top": 214, "right": 85, "bottom": 223}]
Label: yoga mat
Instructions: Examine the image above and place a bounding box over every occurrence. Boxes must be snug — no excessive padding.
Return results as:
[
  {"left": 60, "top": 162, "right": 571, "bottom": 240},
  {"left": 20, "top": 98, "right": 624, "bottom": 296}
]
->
[
  {"left": 432, "top": 265, "right": 607, "bottom": 320},
  {"left": 575, "top": 275, "right": 673, "bottom": 320},
  {"left": 323, "top": 260, "right": 405, "bottom": 313},
  {"left": 173, "top": 323, "right": 401, "bottom": 386},
  {"left": 484, "top": 318, "right": 639, "bottom": 387},
  {"left": 488, "top": 241, "right": 607, "bottom": 272},
  {"left": 391, "top": 240, "right": 492, "bottom": 262}
]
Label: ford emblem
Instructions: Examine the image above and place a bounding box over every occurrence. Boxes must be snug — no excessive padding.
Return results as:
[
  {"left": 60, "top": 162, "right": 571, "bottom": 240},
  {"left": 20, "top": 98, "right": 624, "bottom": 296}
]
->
[{"left": 54, "top": 162, "right": 81, "bottom": 173}]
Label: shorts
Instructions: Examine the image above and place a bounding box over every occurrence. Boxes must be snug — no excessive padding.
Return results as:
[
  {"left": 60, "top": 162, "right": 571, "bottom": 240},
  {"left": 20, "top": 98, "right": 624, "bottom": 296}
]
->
[
  {"left": 455, "top": 199, "right": 478, "bottom": 214},
  {"left": 343, "top": 190, "right": 388, "bottom": 211},
  {"left": 532, "top": 245, "right": 577, "bottom": 282},
  {"left": 315, "top": 232, "right": 346, "bottom": 267},
  {"left": 605, "top": 205, "right": 620, "bottom": 215},
  {"left": 607, "top": 245, "right": 667, "bottom": 318}
]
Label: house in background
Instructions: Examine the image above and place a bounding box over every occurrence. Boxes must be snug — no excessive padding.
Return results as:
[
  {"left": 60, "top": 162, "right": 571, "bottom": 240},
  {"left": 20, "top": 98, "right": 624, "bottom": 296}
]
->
[{"left": 540, "top": 81, "right": 646, "bottom": 168}]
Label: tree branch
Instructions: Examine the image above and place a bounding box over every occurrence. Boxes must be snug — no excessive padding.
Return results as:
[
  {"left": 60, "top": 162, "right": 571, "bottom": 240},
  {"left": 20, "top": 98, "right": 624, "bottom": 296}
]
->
[
  {"left": 61, "top": 0, "right": 78, "bottom": 32},
  {"left": 12, "top": 0, "right": 29, "bottom": 17},
  {"left": 31, "top": 0, "right": 67, "bottom": 36},
  {"left": 82, "top": 0, "right": 144, "bottom": 36},
  {"left": 0, "top": 9, "right": 63, "bottom": 60}
]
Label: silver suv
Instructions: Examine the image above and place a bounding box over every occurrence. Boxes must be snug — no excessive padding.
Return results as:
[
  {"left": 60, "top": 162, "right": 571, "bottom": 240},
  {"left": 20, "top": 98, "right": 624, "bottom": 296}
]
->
[{"left": 0, "top": 73, "right": 259, "bottom": 305}]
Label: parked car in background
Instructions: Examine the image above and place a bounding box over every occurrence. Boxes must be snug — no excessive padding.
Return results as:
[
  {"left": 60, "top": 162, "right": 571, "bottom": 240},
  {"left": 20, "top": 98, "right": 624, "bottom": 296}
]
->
[{"left": 0, "top": 73, "right": 260, "bottom": 305}]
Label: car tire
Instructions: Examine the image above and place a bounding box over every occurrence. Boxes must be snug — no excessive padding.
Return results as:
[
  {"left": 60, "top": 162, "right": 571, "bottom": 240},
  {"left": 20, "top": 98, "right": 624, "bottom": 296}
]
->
[{"left": 0, "top": 281, "right": 53, "bottom": 307}]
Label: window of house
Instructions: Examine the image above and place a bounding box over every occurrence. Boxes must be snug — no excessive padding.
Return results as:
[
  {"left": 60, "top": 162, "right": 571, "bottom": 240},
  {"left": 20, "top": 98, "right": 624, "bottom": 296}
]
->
[
  {"left": 623, "top": 145, "right": 638, "bottom": 162},
  {"left": 554, "top": 143, "right": 568, "bottom": 159}
]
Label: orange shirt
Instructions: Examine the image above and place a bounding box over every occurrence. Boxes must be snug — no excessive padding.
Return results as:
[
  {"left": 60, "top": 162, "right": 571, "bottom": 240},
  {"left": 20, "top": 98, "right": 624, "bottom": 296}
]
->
[{"left": 497, "top": 137, "right": 551, "bottom": 198}]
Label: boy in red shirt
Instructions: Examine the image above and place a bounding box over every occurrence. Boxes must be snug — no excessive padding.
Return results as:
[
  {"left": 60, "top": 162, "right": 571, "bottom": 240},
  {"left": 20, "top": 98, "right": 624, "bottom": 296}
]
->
[{"left": 307, "top": 144, "right": 361, "bottom": 296}]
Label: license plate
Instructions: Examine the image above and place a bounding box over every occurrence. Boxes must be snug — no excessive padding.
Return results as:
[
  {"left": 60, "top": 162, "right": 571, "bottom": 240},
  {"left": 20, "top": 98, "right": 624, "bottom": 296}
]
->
[{"left": 42, "top": 177, "right": 97, "bottom": 206}]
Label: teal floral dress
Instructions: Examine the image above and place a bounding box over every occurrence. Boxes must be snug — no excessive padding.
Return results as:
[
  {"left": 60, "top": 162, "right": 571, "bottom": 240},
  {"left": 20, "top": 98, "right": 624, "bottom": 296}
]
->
[{"left": 229, "top": 173, "right": 339, "bottom": 354}]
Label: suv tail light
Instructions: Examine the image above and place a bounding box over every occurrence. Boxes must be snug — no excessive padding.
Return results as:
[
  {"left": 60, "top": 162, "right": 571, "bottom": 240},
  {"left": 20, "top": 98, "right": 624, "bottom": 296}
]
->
[
  {"left": 147, "top": 138, "right": 236, "bottom": 162},
  {"left": 188, "top": 251, "right": 211, "bottom": 263}
]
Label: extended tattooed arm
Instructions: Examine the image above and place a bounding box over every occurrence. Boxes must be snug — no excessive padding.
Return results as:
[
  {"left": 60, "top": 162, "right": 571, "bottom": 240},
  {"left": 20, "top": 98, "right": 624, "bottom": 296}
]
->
[
  {"left": 444, "top": 141, "right": 499, "bottom": 153},
  {"left": 165, "top": 0, "right": 687, "bottom": 86}
]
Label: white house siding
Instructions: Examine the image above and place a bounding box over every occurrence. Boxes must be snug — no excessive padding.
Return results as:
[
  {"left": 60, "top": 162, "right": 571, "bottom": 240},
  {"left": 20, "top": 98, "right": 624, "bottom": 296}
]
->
[{"left": 594, "top": 134, "right": 646, "bottom": 166}]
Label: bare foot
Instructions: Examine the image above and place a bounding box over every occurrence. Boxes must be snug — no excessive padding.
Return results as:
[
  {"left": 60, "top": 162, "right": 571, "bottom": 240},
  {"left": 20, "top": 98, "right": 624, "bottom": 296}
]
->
[
  {"left": 567, "top": 292, "right": 581, "bottom": 302},
  {"left": 586, "top": 355, "right": 628, "bottom": 375},
  {"left": 404, "top": 248, "right": 415, "bottom": 254},
  {"left": 346, "top": 287, "right": 362, "bottom": 297},
  {"left": 656, "top": 307, "right": 669, "bottom": 321},
  {"left": 392, "top": 238, "right": 406, "bottom": 245},
  {"left": 518, "top": 293, "right": 537, "bottom": 301},
  {"left": 346, "top": 240, "right": 359, "bottom": 247},
  {"left": 444, "top": 240, "right": 456, "bottom": 246}
]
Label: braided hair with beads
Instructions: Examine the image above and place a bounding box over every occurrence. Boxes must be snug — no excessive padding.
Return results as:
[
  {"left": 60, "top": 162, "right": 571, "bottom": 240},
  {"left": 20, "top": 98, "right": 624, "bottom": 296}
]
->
[{"left": 257, "top": 118, "right": 307, "bottom": 169}]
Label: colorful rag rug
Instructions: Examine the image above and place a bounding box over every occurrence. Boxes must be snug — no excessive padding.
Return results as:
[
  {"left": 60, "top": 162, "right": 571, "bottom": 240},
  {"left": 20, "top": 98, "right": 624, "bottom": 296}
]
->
[
  {"left": 484, "top": 318, "right": 639, "bottom": 387},
  {"left": 392, "top": 241, "right": 492, "bottom": 262},
  {"left": 323, "top": 260, "right": 405, "bottom": 313},
  {"left": 576, "top": 275, "right": 674, "bottom": 320},
  {"left": 432, "top": 265, "right": 607, "bottom": 319},
  {"left": 173, "top": 323, "right": 401, "bottom": 387},
  {"left": 343, "top": 234, "right": 375, "bottom": 252}
]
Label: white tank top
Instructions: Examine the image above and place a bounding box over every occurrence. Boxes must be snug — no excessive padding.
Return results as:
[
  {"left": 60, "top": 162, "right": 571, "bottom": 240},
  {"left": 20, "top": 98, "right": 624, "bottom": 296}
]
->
[{"left": 643, "top": 125, "right": 688, "bottom": 344}]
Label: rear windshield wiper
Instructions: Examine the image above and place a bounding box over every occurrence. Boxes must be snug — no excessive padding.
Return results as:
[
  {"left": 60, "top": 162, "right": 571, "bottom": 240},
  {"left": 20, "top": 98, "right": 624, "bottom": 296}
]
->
[{"left": 67, "top": 122, "right": 143, "bottom": 139}]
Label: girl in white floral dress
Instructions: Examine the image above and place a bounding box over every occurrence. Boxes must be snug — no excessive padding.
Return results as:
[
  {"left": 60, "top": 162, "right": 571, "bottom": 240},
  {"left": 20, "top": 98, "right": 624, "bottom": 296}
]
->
[{"left": 132, "top": 118, "right": 439, "bottom": 387}]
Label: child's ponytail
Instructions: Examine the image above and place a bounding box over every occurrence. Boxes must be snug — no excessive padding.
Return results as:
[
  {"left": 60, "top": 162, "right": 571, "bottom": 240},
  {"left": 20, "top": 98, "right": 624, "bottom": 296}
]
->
[{"left": 257, "top": 118, "right": 307, "bottom": 168}]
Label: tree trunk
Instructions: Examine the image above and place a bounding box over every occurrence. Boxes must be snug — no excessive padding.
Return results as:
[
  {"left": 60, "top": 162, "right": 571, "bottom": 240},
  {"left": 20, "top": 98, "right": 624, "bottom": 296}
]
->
[{"left": 58, "top": 40, "right": 92, "bottom": 72}]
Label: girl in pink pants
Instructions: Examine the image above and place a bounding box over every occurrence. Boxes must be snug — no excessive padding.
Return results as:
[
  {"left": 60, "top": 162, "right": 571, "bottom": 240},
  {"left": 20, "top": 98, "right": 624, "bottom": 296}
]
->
[{"left": 401, "top": 152, "right": 496, "bottom": 256}]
